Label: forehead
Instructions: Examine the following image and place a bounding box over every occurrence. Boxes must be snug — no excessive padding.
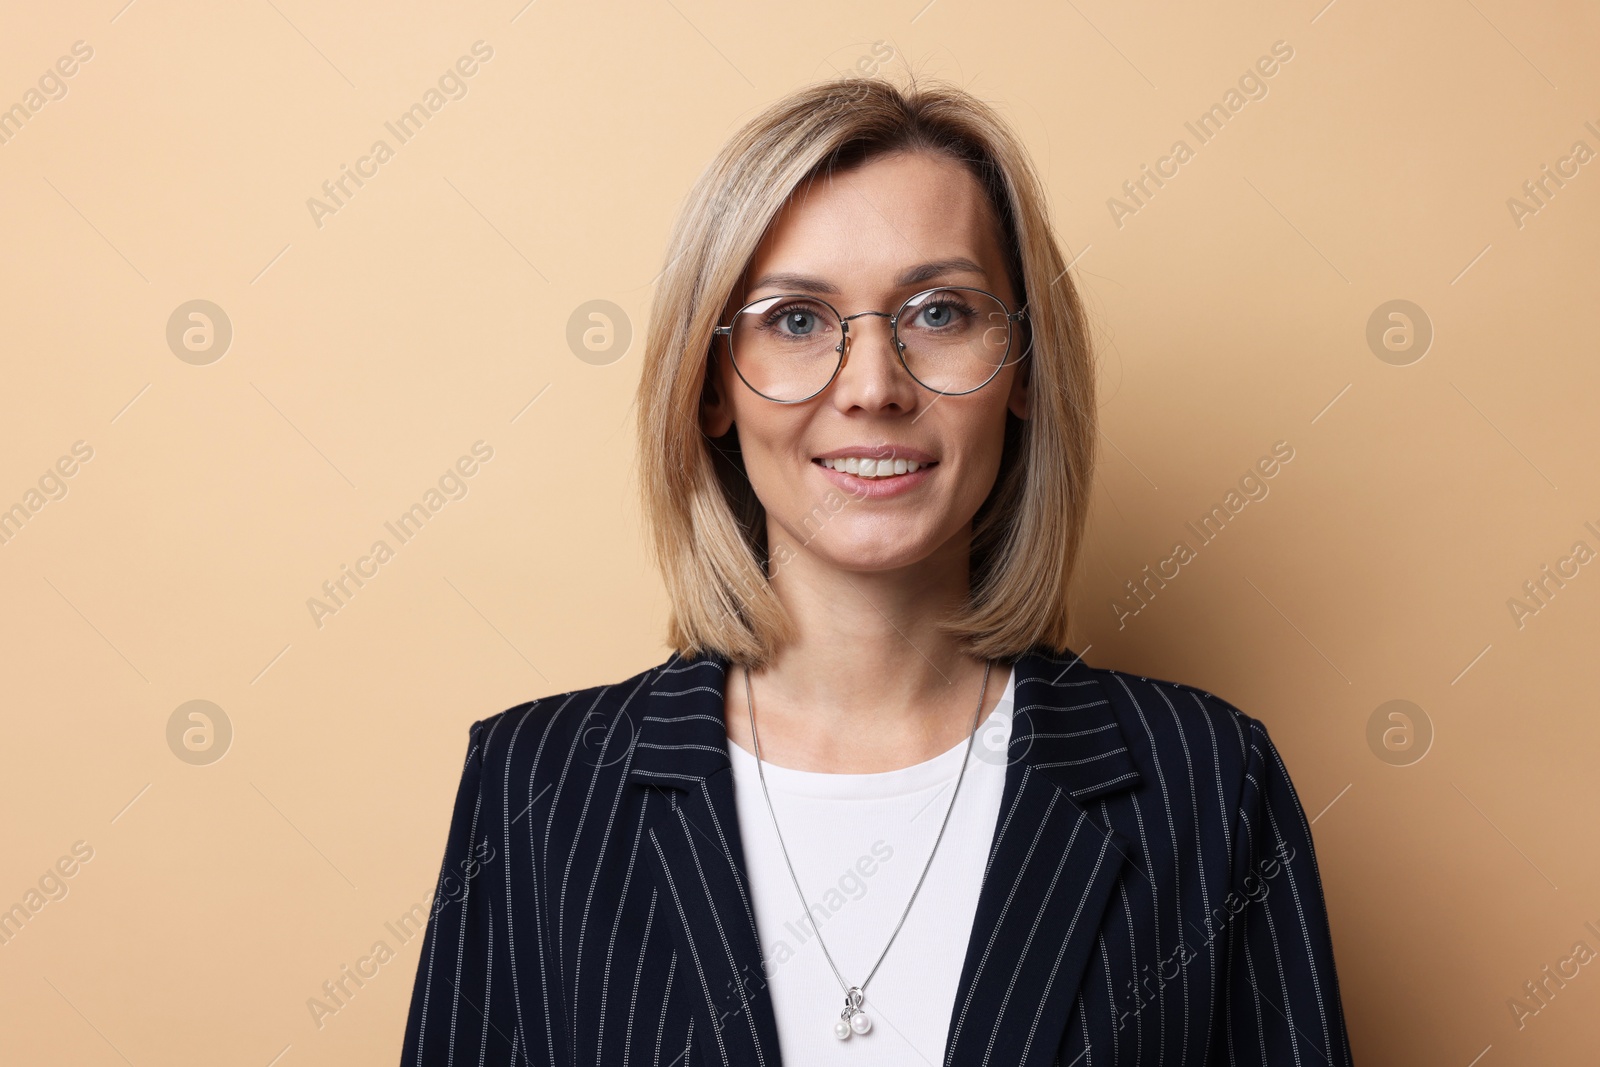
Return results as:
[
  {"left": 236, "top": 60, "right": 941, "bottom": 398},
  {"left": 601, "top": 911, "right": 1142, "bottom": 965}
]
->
[{"left": 743, "top": 150, "right": 1008, "bottom": 295}]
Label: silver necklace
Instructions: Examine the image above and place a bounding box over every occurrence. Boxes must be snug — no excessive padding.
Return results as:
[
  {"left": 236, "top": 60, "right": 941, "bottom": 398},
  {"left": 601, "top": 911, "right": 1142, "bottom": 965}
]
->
[{"left": 741, "top": 660, "right": 993, "bottom": 1041}]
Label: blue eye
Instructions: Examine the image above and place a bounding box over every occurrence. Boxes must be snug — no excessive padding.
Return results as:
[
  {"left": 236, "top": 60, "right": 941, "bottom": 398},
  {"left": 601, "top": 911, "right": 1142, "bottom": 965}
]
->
[
  {"left": 909, "top": 297, "right": 976, "bottom": 331},
  {"left": 780, "top": 309, "right": 817, "bottom": 335},
  {"left": 756, "top": 300, "right": 833, "bottom": 340}
]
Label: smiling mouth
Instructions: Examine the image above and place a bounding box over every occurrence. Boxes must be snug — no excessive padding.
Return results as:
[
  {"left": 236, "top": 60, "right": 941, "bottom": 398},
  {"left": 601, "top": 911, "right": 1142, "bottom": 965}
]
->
[{"left": 812, "top": 457, "right": 937, "bottom": 479}]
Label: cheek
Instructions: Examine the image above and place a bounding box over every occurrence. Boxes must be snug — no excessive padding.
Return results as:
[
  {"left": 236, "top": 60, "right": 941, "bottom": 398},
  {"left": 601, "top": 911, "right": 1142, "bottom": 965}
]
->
[
  {"left": 740, "top": 443, "right": 788, "bottom": 492},
  {"left": 953, "top": 397, "right": 1013, "bottom": 467},
  {"left": 940, "top": 400, "right": 1013, "bottom": 510},
  {"left": 730, "top": 409, "right": 806, "bottom": 492}
]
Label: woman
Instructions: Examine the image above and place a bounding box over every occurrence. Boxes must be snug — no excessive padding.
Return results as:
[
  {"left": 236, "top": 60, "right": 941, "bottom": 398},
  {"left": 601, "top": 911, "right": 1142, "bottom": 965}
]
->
[{"left": 401, "top": 76, "right": 1354, "bottom": 1066}]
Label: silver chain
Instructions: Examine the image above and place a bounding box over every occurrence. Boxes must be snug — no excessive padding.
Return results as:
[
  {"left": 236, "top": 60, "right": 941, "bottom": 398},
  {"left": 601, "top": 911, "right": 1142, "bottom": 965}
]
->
[{"left": 740, "top": 659, "right": 993, "bottom": 1000}]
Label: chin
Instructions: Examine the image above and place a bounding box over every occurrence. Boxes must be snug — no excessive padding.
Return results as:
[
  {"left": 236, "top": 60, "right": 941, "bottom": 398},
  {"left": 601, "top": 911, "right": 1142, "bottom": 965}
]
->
[{"left": 806, "top": 535, "right": 941, "bottom": 574}]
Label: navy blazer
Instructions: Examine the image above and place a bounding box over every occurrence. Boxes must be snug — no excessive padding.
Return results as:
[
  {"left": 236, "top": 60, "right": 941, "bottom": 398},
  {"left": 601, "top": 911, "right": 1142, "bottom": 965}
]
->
[{"left": 400, "top": 645, "right": 1355, "bottom": 1066}]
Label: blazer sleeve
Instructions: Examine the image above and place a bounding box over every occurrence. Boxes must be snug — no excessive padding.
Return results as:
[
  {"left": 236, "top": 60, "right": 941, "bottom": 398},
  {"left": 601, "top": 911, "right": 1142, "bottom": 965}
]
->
[
  {"left": 1207, "top": 716, "right": 1356, "bottom": 1066},
  {"left": 400, "top": 719, "right": 520, "bottom": 1065}
]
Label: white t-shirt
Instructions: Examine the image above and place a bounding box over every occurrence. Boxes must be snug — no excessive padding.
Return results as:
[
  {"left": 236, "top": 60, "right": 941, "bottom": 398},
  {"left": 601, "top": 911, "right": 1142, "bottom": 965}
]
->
[{"left": 725, "top": 666, "right": 1015, "bottom": 1064}]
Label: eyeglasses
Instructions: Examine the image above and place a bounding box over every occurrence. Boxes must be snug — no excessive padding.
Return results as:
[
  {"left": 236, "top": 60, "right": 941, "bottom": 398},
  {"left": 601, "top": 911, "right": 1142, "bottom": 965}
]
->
[{"left": 712, "top": 286, "right": 1029, "bottom": 404}]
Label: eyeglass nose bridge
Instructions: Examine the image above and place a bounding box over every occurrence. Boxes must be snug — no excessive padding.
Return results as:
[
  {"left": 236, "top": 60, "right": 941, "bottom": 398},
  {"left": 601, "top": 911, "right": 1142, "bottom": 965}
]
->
[{"left": 835, "top": 308, "right": 906, "bottom": 360}]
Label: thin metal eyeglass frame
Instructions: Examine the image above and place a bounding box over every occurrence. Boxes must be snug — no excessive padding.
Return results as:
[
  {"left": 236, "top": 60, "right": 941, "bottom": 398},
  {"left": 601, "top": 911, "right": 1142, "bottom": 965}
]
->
[{"left": 711, "top": 285, "right": 1030, "bottom": 404}]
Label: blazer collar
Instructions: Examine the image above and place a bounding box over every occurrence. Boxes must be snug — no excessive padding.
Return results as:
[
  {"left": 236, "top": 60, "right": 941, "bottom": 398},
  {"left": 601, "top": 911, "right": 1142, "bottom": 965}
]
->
[
  {"left": 628, "top": 644, "right": 1140, "bottom": 800},
  {"left": 628, "top": 644, "right": 1143, "bottom": 1067}
]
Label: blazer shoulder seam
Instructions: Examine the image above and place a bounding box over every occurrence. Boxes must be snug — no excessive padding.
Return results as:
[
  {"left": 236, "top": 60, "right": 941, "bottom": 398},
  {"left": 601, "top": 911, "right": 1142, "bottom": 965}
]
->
[
  {"left": 1097, "top": 666, "right": 1261, "bottom": 728},
  {"left": 470, "top": 656, "right": 675, "bottom": 749}
]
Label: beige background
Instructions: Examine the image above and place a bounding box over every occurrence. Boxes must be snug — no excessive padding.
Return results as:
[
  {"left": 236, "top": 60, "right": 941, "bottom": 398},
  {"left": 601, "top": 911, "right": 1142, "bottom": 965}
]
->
[{"left": 1, "top": 0, "right": 1597, "bottom": 1063}]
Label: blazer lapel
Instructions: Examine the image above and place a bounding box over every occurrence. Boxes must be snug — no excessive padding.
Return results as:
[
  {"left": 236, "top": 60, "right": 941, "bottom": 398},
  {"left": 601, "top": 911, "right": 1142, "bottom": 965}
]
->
[
  {"left": 940, "top": 645, "right": 1143, "bottom": 1067},
  {"left": 627, "top": 645, "right": 1144, "bottom": 1067},
  {"left": 629, "top": 651, "right": 784, "bottom": 1067}
]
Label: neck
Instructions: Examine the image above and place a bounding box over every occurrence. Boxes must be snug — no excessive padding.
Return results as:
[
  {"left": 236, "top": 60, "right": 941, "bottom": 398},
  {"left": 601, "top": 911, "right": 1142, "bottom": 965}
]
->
[{"left": 724, "top": 525, "right": 1009, "bottom": 774}]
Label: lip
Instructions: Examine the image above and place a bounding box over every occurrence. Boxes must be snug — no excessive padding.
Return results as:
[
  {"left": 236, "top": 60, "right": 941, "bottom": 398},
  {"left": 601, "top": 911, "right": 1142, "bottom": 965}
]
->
[
  {"left": 812, "top": 457, "right": 936, "bottom": 499},
  {"left": 812, "top": 444, "right": 938, "bottom": 464}
]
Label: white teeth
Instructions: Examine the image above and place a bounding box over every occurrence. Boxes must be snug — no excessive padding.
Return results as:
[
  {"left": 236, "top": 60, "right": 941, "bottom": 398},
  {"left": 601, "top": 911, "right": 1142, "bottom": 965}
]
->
[{"left": 820, "top": 457, "right": 925, "bottom": 478}]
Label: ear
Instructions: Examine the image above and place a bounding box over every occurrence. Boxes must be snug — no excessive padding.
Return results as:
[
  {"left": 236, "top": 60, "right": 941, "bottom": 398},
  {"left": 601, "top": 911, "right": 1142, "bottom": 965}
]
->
[
  {"left": 1005, "top": 350, "right": 1031, "bottom": 421},
  {"left": 701, "top": 350, "right": 735, "bottom": 437}
]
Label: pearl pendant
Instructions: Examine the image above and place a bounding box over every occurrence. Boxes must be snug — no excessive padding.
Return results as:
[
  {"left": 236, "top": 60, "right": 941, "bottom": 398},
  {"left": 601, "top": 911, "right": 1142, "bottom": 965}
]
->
[{"left": 835, "top": 986, "right": 870, "bottom": 1039}]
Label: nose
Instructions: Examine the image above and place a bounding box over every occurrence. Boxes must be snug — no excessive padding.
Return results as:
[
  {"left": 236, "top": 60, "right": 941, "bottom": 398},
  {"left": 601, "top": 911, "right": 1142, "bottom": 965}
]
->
[{"left": 833, "top": 313, "right": 918, "bottom": 410}]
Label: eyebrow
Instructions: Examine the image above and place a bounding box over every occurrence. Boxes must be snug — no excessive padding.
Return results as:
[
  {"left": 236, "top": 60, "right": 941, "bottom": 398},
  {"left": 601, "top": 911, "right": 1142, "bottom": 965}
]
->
[{"left": 747, "top": 256, "right": 988, "bottom": 295}]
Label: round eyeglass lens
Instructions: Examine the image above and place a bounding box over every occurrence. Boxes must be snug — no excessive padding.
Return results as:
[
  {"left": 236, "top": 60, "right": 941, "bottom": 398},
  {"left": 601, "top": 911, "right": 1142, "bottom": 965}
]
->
[
  {"left": 896, "top": 288, "right": 1012, "bottom": 394},
  {"left": 727, "top": 294, "right": 843, "bottom": 401}
]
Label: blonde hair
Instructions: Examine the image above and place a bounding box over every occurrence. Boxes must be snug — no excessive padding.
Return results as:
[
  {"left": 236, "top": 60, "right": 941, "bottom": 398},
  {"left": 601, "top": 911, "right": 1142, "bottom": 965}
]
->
[{"left": 634, "top": 73, "right": 1097, "bottom": 668}]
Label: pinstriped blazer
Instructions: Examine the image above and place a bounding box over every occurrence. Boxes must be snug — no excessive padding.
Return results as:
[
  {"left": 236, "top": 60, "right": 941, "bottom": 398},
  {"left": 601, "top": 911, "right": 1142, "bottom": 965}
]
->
[{"left": 399, "top": 645, "right": 1355, "bottom": 1066}]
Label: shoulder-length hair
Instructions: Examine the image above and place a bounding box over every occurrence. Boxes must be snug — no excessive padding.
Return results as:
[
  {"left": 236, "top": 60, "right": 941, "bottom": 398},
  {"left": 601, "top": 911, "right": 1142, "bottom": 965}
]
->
[{"left": 635, "top": 74, "right": 1097, "bottom": 668}]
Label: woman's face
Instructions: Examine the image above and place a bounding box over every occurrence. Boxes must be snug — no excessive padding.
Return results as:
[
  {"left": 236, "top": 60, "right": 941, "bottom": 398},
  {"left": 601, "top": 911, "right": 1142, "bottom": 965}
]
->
[{"left": 702, "top": 148, "right": 1030, "bottom": 575}]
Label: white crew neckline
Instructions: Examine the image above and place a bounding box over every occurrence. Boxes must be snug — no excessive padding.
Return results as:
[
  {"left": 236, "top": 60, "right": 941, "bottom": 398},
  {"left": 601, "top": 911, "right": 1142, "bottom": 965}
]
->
[{"left": 724, "top": 665, "right": 1016, "bottom": 800}]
